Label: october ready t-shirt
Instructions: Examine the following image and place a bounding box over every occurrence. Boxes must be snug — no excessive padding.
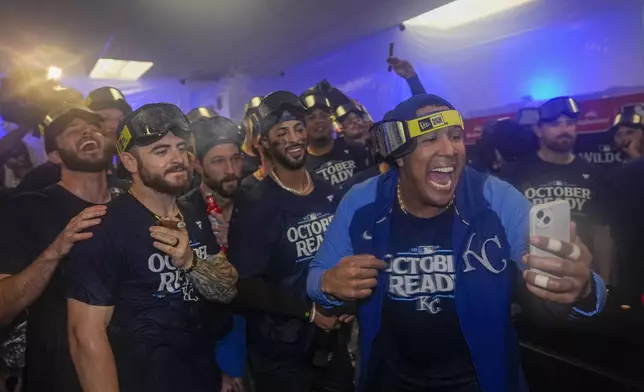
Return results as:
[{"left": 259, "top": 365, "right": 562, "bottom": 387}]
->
[
  {"left": 369, "top": 203, "right": 479, "bottom": 392},
  {"left": 227, "top": 175, "right": 339, "bottom": 359},
  {"left": 65, "top": 193, "right": 224, "bottom": 392},
  {"left": 306, "top": 138, "right": 372, "bottom": 187},
  {"left": 501, "top": 154, "right": 609, "bottom": 253}
]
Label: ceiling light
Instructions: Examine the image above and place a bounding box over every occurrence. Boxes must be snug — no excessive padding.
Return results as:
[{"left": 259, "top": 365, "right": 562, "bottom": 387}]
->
[
  {"left": 89, "top": 59, "right": 154, "bottom": 80},
  {"left": 47, "top": 66, "right": 62, "bottom": 80},
  {"left": 404, "top": 0, "right": 535, "bottom": 30}
]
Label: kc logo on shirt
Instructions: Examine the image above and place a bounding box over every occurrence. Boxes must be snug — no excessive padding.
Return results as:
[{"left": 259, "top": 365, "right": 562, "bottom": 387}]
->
[
  {"left": 385, "top": 246, "right": 455, "bottom": 314},
  {"left": 286, "top": 212, "right": 334, "bottom": 262},
  {"left": 315, "top": 160, "right": 357, "bottom": 186},
  {"left": 147, "top": 244, "right": 207, "bottom": 302}
]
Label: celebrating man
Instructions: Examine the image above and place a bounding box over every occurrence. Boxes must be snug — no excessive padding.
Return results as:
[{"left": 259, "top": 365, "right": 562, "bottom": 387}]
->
[
  {"left": 66, "top": 103, "right": 238, "bottom": 392},
  {"left": 228, "top": 91, "right": 354, "bottom": 392},
  {"left": 0, "top": 104, "right": 112, "bottom": 392},
  {"left": 308, "top": 94, "right": 606, "bottom": 392}
]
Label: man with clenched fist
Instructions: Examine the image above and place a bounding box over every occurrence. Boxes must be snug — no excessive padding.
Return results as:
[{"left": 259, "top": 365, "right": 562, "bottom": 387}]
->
[{"left": 307, "top": 94, "right": 606, "bottom": 392}]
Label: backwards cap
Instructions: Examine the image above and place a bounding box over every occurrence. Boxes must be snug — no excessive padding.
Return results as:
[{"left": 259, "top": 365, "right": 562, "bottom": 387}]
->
[
  {"left": 41, "top": 104, "right": 103, "bottom": 154},
  {"left": 84, "top": 87, "right": 132, "bottom": 115},
  {"left": 194, "top": 116, "right": 243, "bottom": 160}
]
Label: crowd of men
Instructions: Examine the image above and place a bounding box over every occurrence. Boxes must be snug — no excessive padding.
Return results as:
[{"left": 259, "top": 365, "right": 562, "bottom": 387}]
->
[{"left": 0, "top": 56, "right": 641, "bottom": 392}]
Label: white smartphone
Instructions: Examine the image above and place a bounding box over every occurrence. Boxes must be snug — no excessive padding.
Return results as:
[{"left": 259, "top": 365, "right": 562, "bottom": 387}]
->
[{"left": 529, "top": 201, "right": 571, "bottom": 275}]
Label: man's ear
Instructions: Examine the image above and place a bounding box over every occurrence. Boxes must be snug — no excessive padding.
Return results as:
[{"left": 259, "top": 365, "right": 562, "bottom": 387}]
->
[
  {"left": 48, "top": 151, "right": 62, "bottom": 165},
  {"left": 193, "top": 157, "right": 204, "bottom": 175},
  {"left": 120, "top": 152, "right": 139, "bottom": 175},
  {"left": 533, "top": 124, "right": 544, "bottom": 139},
  {"left": 259, "top": 136, "right": 270, "bottom": 151}
]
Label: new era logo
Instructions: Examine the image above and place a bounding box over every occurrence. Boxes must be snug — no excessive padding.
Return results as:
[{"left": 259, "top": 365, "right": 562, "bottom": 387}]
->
[{"left": 418, "top": 114, "right": 446, "bottom": 132}]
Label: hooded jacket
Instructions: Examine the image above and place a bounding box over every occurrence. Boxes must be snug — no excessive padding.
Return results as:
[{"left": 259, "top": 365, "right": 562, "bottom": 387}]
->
[{"left": 307, "top": 167, "right": 606, "bottom": 392}]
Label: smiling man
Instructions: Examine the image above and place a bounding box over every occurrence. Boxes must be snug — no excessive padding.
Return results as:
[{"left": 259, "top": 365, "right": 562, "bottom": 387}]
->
[
  {"left": 65, "top": 104, "right": 238, "bottom": 392},
  {"left": 0, "top": 104, "right": 112, "bottom": 392},
  {"left": 308, "top": 94, "right": 606, "bottom": 392},
  {"left": 227, "top": 91, "right": 353, "bottom": 392}
]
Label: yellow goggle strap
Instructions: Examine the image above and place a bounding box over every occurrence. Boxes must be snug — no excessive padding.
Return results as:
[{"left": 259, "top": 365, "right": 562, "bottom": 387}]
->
[{"left": 407, "top": 110, "right": 464, "bottom": 138}]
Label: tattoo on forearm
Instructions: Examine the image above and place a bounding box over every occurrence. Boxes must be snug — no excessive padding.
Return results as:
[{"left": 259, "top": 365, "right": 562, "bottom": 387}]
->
[{"left": 186, "top": 254, "right": 238, "bottom": 303}]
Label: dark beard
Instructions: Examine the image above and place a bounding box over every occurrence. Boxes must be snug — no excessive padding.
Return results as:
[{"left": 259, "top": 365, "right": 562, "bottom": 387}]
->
[
  {"left": 57, "top": 147, "right": 109, "bottom": 173},
  {"left": 268, "top": 147, "right": 306, "bottom": 171},
  {"left": 139, "top": 162, "right": 191, "bottom": 196},
  {"left": 543, "top": 136, "right": 575, "bottom": 153},
  {"left": 203, "top": 173, "right": 240, "bottom": 198}
]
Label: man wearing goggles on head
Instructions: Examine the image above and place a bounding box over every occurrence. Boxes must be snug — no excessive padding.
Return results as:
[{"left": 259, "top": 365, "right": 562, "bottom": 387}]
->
[
  {"left": 239, "top": 97, "right": 265, "bottom": 179},
  {"left": 302, "top": 92, "right": 372, "bottom": 187},
  {"left": 65, "top": 103, "right": 238, "bottom": 392},
  {"left": 227, "top": 91, "right": 354, "bottom": 392},
  {"left": 502, "top": 97, "right": 613, "bottom": 282},
  {"left": 609, "top": 104, "right": 644, "bottom": 161},
  {"left": 308, "top": 94, "right": 606, "bottom": 392}
]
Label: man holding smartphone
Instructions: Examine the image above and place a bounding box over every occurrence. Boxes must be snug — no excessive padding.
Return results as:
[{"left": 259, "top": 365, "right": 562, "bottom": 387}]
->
[
  {"left": 501, "top": 97, "right": 613, "bottom": 282},
  {"left": 307, "top": 94, "right": 606, "bottom": 392}
]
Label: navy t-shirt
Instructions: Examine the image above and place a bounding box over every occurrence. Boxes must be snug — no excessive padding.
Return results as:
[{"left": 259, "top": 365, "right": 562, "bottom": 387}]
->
[
  {"left": 306, "top": 139, "right": 372, "bottom": 187},
  {"left": 65, "top": 193, "right": 224, "bottom": 392},
  {"left": 370, "top": 203, "right": 479, "bottom": 392},
  {"left": 227, "top": 175, "right": 339, "bottom": 358}
]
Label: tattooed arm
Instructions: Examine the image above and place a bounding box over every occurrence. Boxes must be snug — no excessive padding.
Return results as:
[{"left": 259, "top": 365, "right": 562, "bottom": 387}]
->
[{"left": 185, "top": 253, "right": 239, "bottom": 303}]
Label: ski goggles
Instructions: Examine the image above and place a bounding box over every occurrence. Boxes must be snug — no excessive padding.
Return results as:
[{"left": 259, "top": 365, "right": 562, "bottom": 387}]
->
[
  {"left": 538, "top": 97, "right": 580, "bottom": 123},
  {"left": 370, "top": 109, "right": 464, "bottom": 158},
  {"left": 255, "top": 91, "right": 307, "bottom": 135},
  {"left": 302, "top": 93, "right": 331, "bottom": 112},
  {"left": 243, "top": 96, "right": 262, "bottom": 117},
  {"left": 116, "top": 103, "right": 192, "bottom": 155},
  {"left": 187, "top": 107, "right": 218, "bottom": 124},
  {"left": 335, "top": 101, "right": 364, "bottom": 122},
  {"left": 612, "top": 106, "right": 644, "bottom": 129}
]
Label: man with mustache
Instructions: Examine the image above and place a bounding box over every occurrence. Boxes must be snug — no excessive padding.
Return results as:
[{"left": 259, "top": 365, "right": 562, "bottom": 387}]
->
[
  {"left": 302, "top": 92, "right": 372, "bottom": 187},
  {"left": 502, "top": 97, "right": 613, "bottom": 282},
  {"left": 65, "top": 103, "right": 238, "bottom": 392},
  {"left": 308, "top": 94, "right": 606, "bottom": 392},
  {"left": 609, "top": 104, "right": 644, "bottom": 162},
  {"left": 227, "top": 91, "right": 354, "bottom": 392},
  {"left": 16, "top": 86, "right": 131, "bottom": 195},
  {"left": 0, "top": 104, "right": 112, "bottom": 392}
]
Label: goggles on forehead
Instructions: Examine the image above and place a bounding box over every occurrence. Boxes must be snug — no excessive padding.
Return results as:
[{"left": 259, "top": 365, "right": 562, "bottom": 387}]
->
[
  {"left": 116, "top": 103, "right": 192, "bottom": 155},
  {"left": 370, "top": 110, "right": 465, "bottom": 159},
  {"left": 538, "top": 97, "right": 580, "bottom": 123},
  {"left": 302, "top": 93, "right": 331, "bottom": 112},
  {"left": 613, "top": 105, "right": 644, "bottom": 129}
]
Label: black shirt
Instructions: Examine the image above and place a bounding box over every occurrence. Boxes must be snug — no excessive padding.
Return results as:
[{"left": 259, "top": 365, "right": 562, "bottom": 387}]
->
[
  {"left": 610, "top": 157, "right": 644, "bottom": 303},
  {"left": 227, "top": 175, "right": 339, "bottom": 359},
  {"left": 66, "top": 193, "right": 224, "bottom": 392},
  {"left": 501, "top": 154, "right": 609, "bottom": 253},
  {"left": 16, "top": 161, "right": 129, "bottom": 196},
  {"left": 240, "top": 173, "right": 262, "bottom": 192},
  {"left": 306, "top": 138, "right": 372, "bottom": 187},
  {"left": 0, "top": 185, "right": 98, "bottom": 392},
  {"left": 370, "top": 204, "right": 479, "bottom": 391}
]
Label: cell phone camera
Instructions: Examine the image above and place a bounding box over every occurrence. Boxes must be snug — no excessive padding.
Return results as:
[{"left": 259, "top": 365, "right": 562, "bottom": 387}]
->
[{"left": 536, "top": 208, "right": 551, "bottom": 228}]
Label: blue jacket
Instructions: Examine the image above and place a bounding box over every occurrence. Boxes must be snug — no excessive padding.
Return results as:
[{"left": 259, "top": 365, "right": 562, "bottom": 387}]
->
[{"left": 307, "top": 167, "right": 606, "bottom": 392}]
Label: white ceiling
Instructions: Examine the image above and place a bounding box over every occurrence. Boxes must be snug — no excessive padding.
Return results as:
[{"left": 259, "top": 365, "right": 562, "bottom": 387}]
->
[{"left": 0, "top": 0, "right": 452, "bottom": 79}]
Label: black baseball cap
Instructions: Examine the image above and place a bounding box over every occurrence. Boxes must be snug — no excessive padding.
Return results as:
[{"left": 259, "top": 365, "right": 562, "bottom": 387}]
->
[
  {"left": 84, "top": 87, "right": 132, "bottom": 115},
  {"left": 40, "top": 104, "right": 104, "bottom": 154}
]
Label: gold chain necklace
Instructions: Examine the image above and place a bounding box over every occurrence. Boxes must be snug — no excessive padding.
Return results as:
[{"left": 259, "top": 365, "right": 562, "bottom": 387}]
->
[
  {"left": 396, "top": 179, "right": 455, "bottom": 215},
  {"left": 128, "top": 189, "right": 185, "bottom": 227},
  {"left": 269, "top": 169, "right": 312, "bottom": 195}
]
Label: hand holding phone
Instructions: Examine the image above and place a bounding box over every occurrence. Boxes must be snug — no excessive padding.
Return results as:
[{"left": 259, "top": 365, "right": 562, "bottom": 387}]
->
[{"left": 525, "top": 201, "right": 593, "bottom": 303}]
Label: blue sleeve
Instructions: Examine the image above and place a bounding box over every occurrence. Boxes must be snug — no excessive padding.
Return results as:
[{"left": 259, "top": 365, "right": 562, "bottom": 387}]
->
[
  {"left": 307, "top": 177, "right": 378, "bottom": 307},
  {"left": 406, "top": 75, "right": 426, "bottom": 96},
  {"left": 483, "top": 175, "right": 531, "bottom": 265},
  {"left": 484, "top": 175, "right": 607, "bottom": 317},
  {"left": 215, "top": 315, "right": 246, "bottom": 378}
]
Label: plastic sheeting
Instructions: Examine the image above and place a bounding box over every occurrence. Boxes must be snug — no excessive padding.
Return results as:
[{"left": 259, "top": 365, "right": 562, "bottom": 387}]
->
[{"left": 194, "top": 0, "right": 644, "bottom": 122}]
